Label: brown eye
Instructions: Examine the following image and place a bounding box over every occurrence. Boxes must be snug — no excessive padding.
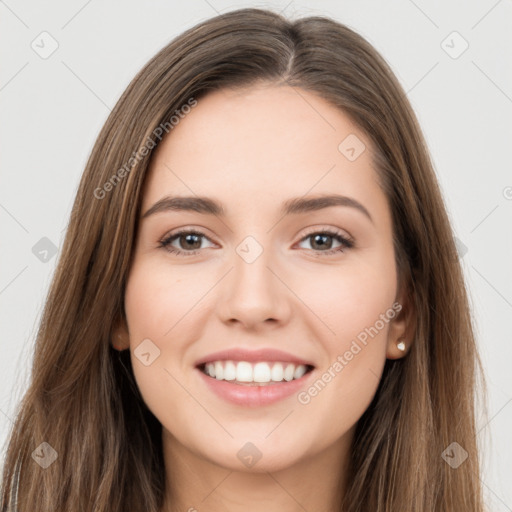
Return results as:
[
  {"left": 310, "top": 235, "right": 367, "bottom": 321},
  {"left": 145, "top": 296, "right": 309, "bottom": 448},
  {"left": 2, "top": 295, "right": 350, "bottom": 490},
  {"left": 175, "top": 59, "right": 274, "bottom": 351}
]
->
[
  {"left": 159, "top": 230, "right": 213, "bottom": 256},
  {"left": 298, "top": 229, "right": 354, "bottom": 255}
]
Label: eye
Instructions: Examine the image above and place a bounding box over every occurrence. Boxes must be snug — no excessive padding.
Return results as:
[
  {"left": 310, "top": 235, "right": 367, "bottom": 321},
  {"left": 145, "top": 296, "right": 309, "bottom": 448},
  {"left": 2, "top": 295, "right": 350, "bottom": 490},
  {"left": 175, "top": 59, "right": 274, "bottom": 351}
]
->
[
  {"left": 158, "top": 229, "right": 215, "bottom": 256},
  {"left": 296, "top": 228, "right": 354, "bottom": 255}
]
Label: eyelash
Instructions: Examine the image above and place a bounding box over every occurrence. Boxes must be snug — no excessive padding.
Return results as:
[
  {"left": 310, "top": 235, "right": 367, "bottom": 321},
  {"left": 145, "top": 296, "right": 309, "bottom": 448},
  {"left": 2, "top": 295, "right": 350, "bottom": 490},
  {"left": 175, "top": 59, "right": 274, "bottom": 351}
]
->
[{"left": 158, "top": 227, "right": 354, "bottom": 257}]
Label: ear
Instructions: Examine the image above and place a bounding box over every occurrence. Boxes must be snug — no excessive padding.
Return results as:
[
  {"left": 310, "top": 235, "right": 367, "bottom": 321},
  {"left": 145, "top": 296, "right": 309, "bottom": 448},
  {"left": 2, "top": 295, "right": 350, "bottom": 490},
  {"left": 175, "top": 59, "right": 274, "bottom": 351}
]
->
[
  {"left": 112, "top": 312, "right": 130, "bottom": 351},
  {"left": 386, "top": 283, "right": 416, "bottom": 360}
]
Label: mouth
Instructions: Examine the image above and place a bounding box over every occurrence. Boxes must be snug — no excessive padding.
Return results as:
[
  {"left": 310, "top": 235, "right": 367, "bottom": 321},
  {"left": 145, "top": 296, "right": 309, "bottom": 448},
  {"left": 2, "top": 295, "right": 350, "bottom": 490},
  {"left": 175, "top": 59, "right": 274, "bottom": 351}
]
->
[
  {"left": 197, "top": 360, "right": 315, "bottom": 386},
  {"left": 193, "top": 347, "right": 317, "bottom": 406}
]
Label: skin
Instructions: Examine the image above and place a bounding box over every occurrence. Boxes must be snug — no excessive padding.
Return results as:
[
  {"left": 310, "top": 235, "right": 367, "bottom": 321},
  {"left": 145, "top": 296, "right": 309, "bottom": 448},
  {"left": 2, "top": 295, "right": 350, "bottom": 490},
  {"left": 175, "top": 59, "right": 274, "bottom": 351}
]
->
[{"left": 114, "top": 83, "right": 415, "bottom": 512}]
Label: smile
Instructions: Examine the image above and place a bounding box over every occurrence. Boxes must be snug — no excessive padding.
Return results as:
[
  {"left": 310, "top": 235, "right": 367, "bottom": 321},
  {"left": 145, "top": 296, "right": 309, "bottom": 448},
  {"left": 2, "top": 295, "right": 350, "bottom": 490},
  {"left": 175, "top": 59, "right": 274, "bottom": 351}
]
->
[{"left": 199, "top": 360, "right": 314, "bottom": 385}]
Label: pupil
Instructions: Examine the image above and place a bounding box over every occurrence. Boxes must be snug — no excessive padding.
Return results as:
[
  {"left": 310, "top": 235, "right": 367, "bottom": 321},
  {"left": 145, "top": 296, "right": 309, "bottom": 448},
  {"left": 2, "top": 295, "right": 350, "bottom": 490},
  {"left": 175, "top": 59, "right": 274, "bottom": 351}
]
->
[
  {"left": 183, "top": 234, "right": 200, "bottom": 249},
  {"left": 312, "top": 234, "right": 331, "bottom": 250}
]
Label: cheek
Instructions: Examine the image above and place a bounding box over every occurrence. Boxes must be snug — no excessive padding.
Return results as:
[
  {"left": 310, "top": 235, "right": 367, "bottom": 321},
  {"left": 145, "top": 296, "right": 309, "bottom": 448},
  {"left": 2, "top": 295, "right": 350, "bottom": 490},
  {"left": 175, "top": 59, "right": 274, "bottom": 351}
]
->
[
  {"left": 296, "top": 252, "right": 396, "bottom": 418},
  {"left": 301, "top": 250, "right": 397, "bottom": 346},
  {"left": 122, "top": 261, "right": 187, "bottom": 413},
  {"left": 123, "top": 259, "right": 201, "bottom": 342}
]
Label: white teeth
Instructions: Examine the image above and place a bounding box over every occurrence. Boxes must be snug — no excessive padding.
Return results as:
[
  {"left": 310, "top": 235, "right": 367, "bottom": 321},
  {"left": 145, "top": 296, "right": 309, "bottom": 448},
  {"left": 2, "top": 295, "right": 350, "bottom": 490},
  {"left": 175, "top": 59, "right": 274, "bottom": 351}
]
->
[
  {"left": 293, "top": 365, "right": 307, "bottom": 379},
  {"left": 253, "top": 362, "right": 271, "bottom": 383},
  {"left": 270, "top": 363, "right": 284, "bottom": 382},
  {"left": 214, "top": 361, "right": 224, "bottom": 380},
  {"left": 224, "top": 360, "right": 236, "bottom": 381},
  {"left": 236, "top": 362, "right": 253, "bottom": 382},
  {"left": 201, "top": 360, "right": 310, "bottom": 383},
  {"left": 284, "top": 363, "right": 295, "bottom": 381}
]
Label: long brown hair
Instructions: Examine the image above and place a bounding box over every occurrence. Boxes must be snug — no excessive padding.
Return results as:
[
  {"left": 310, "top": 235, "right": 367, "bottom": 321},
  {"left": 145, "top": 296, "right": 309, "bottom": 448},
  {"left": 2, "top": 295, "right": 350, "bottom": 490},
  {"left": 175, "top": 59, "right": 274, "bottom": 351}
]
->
[{"left": 1, "top": 7, "right": 486, "bottom": 511}]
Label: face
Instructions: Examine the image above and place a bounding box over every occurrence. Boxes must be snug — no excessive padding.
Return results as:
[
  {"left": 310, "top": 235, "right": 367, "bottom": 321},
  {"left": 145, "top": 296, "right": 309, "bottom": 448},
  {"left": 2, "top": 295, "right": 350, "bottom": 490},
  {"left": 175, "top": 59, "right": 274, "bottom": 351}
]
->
[{"left": 115, "top": 84, "right": 411, "bottom": 473}]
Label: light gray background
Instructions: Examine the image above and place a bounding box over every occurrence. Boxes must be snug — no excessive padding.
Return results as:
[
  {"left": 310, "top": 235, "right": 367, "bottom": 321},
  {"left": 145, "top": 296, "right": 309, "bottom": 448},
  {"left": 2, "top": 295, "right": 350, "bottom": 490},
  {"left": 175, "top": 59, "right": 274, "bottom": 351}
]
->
[{"left": 1, "top": 0, "right": 511, "bottom": 509}]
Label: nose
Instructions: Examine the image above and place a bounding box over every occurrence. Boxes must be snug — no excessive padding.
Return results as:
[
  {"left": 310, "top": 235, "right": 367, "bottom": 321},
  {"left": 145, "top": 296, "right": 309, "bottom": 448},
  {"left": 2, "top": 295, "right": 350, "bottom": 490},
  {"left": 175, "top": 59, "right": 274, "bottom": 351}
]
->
[{"left": 216, "top": 244, "right": 292, "bottom": 330}]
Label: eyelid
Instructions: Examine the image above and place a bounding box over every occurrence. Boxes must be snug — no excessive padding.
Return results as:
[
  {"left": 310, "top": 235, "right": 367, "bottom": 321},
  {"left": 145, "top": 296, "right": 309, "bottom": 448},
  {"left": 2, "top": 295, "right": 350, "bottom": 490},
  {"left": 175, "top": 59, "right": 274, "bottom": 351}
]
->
[
  {"left": 298, "top": 225, "right": 354, "bottom": 244},
  {"left": 159, "top": 227, "right": 217, "bottom": 250}
]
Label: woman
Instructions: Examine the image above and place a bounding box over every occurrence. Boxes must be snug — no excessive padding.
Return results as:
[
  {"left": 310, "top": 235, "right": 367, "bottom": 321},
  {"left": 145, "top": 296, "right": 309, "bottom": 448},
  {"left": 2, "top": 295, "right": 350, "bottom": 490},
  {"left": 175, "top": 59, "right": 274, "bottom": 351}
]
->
[{"left": 0, "top": 7, "right": 486, "bottom": 511}]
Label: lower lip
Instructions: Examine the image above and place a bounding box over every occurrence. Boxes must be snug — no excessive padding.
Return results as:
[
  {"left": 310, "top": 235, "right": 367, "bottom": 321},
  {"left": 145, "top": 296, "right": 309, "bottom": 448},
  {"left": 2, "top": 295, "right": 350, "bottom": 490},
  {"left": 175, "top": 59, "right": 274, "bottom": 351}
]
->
[{"left": 196, "top": 367, "right": 314, "bottom": 407}]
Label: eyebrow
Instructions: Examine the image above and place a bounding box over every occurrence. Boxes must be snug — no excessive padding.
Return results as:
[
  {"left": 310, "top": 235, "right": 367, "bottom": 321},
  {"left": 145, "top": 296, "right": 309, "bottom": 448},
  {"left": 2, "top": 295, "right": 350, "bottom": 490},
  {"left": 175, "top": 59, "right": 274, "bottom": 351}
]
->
[{"left": 142, "top": 194, "right": 374, "bottom": 224}]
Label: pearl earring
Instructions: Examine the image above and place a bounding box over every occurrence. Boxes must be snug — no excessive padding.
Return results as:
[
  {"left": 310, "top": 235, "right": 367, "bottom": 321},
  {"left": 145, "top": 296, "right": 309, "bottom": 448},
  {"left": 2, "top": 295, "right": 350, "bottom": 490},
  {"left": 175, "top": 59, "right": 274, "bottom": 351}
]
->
[{"left": 396, "top": 339, "right": 406, "bottom": 352}]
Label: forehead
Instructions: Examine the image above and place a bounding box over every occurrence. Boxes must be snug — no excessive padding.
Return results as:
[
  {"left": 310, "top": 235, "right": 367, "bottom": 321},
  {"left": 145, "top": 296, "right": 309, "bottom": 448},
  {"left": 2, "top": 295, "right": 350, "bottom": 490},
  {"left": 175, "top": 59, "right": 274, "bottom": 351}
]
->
[{"left": 141, "top": 84, "right": 387, "bottom": 219}]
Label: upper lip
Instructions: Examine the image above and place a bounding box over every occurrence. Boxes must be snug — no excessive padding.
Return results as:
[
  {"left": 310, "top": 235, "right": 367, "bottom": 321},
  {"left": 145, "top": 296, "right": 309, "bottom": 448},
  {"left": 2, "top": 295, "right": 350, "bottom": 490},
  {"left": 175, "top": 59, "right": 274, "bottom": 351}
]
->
[{"left": 194, "top": 348, "right": 315, "bottom": 368}]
